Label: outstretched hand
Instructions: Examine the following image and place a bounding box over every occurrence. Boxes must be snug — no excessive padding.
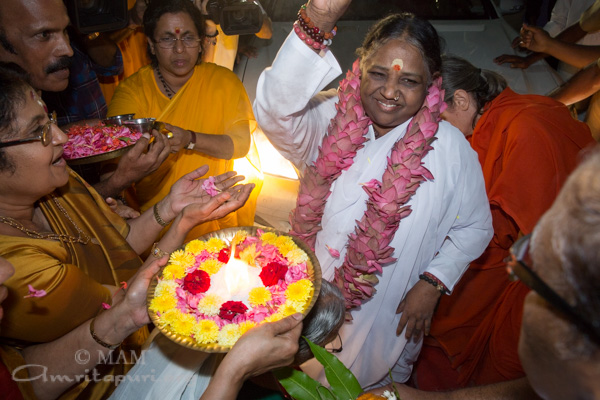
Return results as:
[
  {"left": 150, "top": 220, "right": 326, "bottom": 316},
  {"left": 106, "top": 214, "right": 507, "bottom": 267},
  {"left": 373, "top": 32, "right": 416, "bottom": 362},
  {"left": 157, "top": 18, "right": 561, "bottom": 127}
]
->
[
  {"left": 115, "top": 130, "right": 171, "bottom": 183},
  {"left": 114, "top": 256, "right": 166, "bottom": 332},
  {"left": 396, "top": 279, "right": 441, "bottom": 340},
  {"left": 519, "top": 24, "right": 552, "bottom": 53},
  {"left": 223, "top": 314, "right": 303, "bottom": 380},
  {"left": 493, "top": 54, "right": 534, "bottom": 69}
]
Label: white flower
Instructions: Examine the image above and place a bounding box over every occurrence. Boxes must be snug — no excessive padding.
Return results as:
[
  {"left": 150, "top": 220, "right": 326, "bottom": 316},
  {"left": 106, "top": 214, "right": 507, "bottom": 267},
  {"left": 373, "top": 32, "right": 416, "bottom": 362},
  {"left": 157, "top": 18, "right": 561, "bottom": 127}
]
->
[{"left": 382, "top": 390, "right": 397, "bottom": 400}]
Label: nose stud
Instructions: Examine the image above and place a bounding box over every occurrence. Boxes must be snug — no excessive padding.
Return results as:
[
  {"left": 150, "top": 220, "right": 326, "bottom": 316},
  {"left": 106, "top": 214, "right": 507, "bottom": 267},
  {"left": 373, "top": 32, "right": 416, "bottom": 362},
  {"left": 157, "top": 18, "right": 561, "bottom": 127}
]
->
[{"left": 394, "top": 96, "right": 399, "bottom": 101}]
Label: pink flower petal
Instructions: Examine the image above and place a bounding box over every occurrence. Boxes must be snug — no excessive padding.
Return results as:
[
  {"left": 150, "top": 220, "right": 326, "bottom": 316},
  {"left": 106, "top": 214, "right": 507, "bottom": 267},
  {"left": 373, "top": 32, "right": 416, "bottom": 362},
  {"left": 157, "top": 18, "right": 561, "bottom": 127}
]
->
[{"left": 23, "top": 284, "right": 47, "bottom": 298}]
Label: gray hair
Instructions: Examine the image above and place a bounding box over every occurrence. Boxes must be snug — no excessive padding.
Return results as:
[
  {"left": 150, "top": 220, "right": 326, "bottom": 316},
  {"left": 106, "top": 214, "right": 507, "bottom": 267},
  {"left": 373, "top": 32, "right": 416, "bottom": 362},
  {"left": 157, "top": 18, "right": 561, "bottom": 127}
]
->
[
  {"left": 296, "top": 280, "right": 345, "bottom": 364},
  {"left": 535, "top": 147, "right": 600, "bottom": 356}
]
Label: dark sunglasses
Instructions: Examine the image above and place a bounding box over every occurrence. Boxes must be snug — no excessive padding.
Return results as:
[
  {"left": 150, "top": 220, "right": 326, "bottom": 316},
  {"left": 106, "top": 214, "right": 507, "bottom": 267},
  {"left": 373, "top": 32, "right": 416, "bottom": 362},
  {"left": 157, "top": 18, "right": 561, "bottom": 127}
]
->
[
  {"left": 0, "top": 111, "right": 57, "bottom": 149},
  {"left": 507, "top": 234, "right": 600, "bottom": 344}
]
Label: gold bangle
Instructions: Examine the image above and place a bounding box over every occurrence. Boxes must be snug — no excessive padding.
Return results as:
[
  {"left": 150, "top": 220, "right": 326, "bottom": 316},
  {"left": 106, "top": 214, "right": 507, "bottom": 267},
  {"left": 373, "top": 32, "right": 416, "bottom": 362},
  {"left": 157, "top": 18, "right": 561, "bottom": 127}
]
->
[
  {"left": 151, "top": 242, "right": 169, "bottom": 259},
  {"left": 153, "top": 203, "right": 168, "bottom": 227},
  {"left": 90, "top": 316, "right": 121, "bottom": 350}
]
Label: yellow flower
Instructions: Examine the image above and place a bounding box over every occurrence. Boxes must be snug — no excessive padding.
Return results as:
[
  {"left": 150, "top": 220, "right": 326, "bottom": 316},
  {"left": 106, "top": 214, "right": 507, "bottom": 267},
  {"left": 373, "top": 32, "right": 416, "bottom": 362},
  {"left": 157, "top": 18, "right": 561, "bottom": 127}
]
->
[
  {"left": 217, "top": 323, "right": 242, "bottom": 347},
  {"left": 185, "top": 239, "right": 206, "bottom": 255},
  {"left": 285, "top": 248, "right": 309, "bottom": 265},
  {"left": 248, "top": 287, "right": 272, "bottom": 306},
  {"left": 199, "top": 259, "right": 223, "bottom": 275},
  {"left": 160, "top": 309, "right": 181, "bottom": 328},
  {"left": 154, "top": 280, "right": 177, "bottom": 297},
  {"left": 170, "top": 312, "right": 197, "bottom": 336},
  {"left": 264, "top": 312, "right": 284, "bottom": 323},
  {"left": 193, "top": 319, "right": 219, "bottom": 344},
  {"left": 260, "top": 232, "right": 278, "bottom": 245},
  {"left": 239, "top": 243, "right": 258, "bottom": 267},
  {"left": 285, "top": 279, "right": 313, "bottom": 303},
  {"left": 162, "top": 263, "right": 187, "bottom": 280},
  {"left": 275, "top": 235, "right": 296, "bottom": 255},
  {"left": 169, "top": 250, "right": 196, "bottom": 268},
  {"left": 149, "top": 293, "right": 177, "bottom": 313},
  {"left": 280, "top": 300, "right": 305, "bottom": 316},
  {"left": 238, "top": 321, "right": 257, "bottom": 335},
  {"left": 198, "top": 294, "right": 223, "bottom": 316},
  {"left": 232, "top": 230, "right": 247, "bottom": 246},
  {"left": 205, "top": 238, "right": 227, "bottom": 253}
]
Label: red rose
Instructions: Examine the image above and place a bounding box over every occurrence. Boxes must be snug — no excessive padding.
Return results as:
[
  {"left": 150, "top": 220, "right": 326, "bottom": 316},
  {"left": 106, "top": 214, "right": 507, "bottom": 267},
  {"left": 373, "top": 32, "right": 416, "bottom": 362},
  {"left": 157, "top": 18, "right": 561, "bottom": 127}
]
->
[
  {"left": 183, "top": 269, "right": 211, "bottom": 294},
  {"left": 218, "top": 248, "right": 230, "bottom": 263},
  {"left": 219, "top": 301, "right": 248, "bottom": 321},
  {"left": 259, "top": 261, "right": 288, "bottom": 286}
]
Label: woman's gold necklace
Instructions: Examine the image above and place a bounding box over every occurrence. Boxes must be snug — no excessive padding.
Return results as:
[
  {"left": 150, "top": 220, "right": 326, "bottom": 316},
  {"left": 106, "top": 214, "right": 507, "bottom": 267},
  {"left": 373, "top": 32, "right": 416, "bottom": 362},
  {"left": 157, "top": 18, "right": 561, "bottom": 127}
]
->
[
  {"left": 155, "top": 67, "right": 175, "bottom": 98},
  {"left": 0, "top": 196, "right": 98, "bottom": 245}
]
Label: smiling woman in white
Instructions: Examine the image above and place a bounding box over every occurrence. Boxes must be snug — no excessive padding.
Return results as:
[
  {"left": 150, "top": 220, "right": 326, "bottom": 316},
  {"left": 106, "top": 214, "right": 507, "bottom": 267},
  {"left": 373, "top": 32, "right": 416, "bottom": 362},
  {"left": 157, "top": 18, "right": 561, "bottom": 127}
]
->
[{"left": 253, "top": 0, "right": 492, "bottom": 389}]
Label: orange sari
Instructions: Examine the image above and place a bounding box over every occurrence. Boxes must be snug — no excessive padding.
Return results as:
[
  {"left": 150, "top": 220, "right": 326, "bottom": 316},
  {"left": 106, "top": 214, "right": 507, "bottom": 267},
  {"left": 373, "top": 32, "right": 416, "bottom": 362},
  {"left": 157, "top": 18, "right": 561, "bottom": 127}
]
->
[{"left": 415, "top": 88, "right": 594, "bottom": 389}]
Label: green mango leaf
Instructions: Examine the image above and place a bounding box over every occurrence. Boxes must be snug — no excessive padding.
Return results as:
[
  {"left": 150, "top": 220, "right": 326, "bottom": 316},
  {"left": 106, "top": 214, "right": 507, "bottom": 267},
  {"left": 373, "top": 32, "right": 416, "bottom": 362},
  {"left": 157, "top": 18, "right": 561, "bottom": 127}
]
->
[
  {"left": 274, "top": 367, "right": 335, "bottom": 400},
  {"left": 306, "top": 338, "right": 363, "bottom": 400},
  {"left": 118, "top": 137, "right": 132, "bottom": 142}
]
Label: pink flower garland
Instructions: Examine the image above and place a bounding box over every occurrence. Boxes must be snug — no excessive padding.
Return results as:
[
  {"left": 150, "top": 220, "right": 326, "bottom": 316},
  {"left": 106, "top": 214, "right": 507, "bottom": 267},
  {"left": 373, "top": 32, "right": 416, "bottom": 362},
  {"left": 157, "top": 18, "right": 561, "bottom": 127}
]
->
[{"left": 290, "top": 59, "right": 446, "bottom": 318}]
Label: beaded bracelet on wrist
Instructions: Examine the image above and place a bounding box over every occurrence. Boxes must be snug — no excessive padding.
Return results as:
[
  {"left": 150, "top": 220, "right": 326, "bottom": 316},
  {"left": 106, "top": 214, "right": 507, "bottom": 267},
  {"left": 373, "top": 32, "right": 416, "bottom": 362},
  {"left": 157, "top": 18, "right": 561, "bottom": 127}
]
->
[
  {"left": 419, "top": 272, "right": 449, "bottom": 295},
  {"left": 294, "top": 3, "right": 337, "bottom": 50}
]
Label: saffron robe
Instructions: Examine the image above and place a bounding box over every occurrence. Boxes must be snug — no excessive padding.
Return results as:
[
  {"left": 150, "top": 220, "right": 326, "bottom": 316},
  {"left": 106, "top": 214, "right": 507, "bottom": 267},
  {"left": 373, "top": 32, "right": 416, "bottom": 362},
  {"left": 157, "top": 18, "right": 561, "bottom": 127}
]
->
[
  {"left": 417, "top": 88, "right": 594, "bottom": 389},
  {"left": 0, "top": 170, "right": 144, "bottom": 399},
  {"left": 254, "top": 32, "right": 493, "bottom": 388},
  {"left": 108, "top": 63, "right": 260, "bottom": 241}
]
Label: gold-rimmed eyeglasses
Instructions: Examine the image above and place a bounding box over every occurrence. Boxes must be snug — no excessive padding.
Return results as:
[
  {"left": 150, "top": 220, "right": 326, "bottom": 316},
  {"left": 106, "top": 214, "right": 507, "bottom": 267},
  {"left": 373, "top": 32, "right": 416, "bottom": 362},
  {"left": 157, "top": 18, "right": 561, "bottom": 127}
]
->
[
  {"left": 506, "top": 234, "right": 600, "bottom": 344},
  {"left": 155, "top": 36, "right": 201, "bottom": 49},
  {"left": 0, "top": 111, "right": 57, "bottom": 149}
]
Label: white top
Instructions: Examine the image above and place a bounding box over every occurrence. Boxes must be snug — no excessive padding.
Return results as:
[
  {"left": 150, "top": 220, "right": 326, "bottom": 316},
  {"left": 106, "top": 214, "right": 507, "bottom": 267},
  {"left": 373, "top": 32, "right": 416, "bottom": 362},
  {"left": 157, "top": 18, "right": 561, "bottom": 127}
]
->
[{"left": 254, "top": 32, "right": 493, "bottom": 387}]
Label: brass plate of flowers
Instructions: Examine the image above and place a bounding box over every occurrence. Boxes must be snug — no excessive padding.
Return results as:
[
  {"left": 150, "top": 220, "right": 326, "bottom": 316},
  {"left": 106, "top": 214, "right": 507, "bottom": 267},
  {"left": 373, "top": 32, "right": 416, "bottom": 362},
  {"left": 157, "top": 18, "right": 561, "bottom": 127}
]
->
[{"left": 147, "top": 226, "right": 322, "bottom": 352}]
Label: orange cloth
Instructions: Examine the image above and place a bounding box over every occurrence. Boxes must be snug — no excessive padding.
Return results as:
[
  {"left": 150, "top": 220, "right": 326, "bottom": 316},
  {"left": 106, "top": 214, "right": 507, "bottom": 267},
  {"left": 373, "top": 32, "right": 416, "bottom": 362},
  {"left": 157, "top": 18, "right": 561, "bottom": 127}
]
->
[
  {"left": 416, "top": 88, "right": 594, "bottom": 388},
  {"left": 98, "top": 28, "right": 150, "bottom": 105},
  {"left": 0, "top": 170, "right": 144, "bottom": 400}
]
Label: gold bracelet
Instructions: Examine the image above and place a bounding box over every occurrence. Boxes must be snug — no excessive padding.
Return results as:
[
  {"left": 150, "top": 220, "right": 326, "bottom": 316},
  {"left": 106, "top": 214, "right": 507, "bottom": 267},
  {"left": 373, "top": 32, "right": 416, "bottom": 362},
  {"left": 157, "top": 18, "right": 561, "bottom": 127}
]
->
[
  {"left": 153, "top": 203, "right": 168, "bottom": 227},
  {"left": 90, "top": 316, "right": 121, "bottom": 350}
]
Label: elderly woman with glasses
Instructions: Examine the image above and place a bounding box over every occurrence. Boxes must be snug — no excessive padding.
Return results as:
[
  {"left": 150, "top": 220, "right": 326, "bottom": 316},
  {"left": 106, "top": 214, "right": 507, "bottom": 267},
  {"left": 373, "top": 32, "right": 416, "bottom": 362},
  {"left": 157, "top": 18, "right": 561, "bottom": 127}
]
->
[
  {"left": 107, "top": 0, "right": 259, "bottom": 241},
  {"left": 413, "top": 54, "right": 595, "bottom": 390},
  {"left": 0, "top": 64, "right": 254, "bottom": 399}
]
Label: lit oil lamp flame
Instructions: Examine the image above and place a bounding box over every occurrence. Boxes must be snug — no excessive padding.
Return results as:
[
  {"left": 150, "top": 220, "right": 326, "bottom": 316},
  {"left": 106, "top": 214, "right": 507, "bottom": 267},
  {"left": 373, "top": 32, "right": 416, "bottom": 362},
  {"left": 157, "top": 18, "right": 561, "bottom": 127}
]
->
[{"left": 224, "top": 243, "right": 250, "bottom": 296}]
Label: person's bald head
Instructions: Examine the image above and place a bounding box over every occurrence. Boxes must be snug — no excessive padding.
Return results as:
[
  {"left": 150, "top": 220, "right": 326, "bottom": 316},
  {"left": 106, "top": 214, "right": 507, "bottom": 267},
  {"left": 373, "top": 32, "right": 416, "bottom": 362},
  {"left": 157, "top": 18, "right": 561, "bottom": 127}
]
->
[{"left": 0, "top": 0, "right": 73, "bottom": 92}]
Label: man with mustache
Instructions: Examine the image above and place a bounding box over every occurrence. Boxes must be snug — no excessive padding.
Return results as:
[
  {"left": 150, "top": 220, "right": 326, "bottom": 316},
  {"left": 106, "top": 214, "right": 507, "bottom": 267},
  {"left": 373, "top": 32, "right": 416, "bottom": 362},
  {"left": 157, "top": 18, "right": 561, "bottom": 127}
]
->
[{"left": 0, "top": 0, "right": 169, "bottom": 199}]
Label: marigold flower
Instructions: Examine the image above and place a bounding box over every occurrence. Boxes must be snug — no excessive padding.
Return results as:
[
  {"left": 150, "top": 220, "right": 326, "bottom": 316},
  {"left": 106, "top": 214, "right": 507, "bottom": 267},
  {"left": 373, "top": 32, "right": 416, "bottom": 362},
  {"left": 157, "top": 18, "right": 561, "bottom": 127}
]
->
[
  {"left": 185, "top": 239, "right": 206, "bottom": 255},
  {"left": 217, "top": 323, "right": 242, "bottom": 347},
  {"left": 248, "top": 287, "right": 272, "bottom": 306},
  {"left": 239, "top": 243, "right": 258, "bottom": 267},
  {"left": 169, "top": 250, "right": 196, "bottom": 268},
  {"left": 260, "top": 232, "right": 278, "bottom": 245},
  {"left": 285, "top": 248, "right": 308, "bottom": 265},
  {"left": 198, "top": 294, "right": 223, "bottom": 316},
  {"left": 199, "top": 259, "right": 223, "bottom": 275},
  {"left": 280, "top": 301, "right": 304, "bottom": 316},
  {"left": 285, "top": 279, "right": 313, "bottom": 303},
  {"left": 204, "top": 238, "right": 227, "bottom": 253},
  {"left": 238, "top": 321, "right": 257, "bottom": 335},
  {"left": 150, "top": 293, "right": 178, "bottom": 313},
  {"left": 193, "top": 319, "right": 219, "bottom": 344},
  {"left": 170, "top": 312, "right": 197, "bottom": 336}
]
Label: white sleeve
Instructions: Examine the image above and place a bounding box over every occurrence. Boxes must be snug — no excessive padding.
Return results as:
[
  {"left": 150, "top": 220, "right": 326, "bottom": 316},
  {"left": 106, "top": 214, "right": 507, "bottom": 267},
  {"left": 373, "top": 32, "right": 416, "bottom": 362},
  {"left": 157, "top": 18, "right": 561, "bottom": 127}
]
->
[
  {"left": 253, "top": 31, "right": 343, "bottom": 169},
  {"left": 544, "top": 0, "right": 570, "bottom": 37},
  {"left": 425, "top": 126, "right": 493, "bottom": 291}
]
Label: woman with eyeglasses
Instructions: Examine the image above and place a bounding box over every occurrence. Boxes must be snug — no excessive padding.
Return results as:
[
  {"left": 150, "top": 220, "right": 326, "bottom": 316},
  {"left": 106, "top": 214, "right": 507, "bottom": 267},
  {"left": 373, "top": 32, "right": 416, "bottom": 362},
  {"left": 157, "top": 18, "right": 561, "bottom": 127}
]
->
[
  {"left": 0, "top": 64, "right": 254, "bottom": 399},
  {"left": 108, "top": 0, "right": 259, "bottom": 241},
  {"left": 413, "top": 54, "right": 596, "bottom": 390}
]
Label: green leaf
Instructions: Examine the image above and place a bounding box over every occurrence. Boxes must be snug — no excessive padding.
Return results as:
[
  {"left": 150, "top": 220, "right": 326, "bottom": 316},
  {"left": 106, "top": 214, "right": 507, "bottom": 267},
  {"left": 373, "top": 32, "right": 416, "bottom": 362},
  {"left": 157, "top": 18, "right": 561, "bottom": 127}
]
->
[
  {"left": 274, "top": 367, "right": 335, "bottom": 400},
  {"left": 306, "top": 338, "right": 363, "bottom": 400},
  {"left": 118, "top": 137, "right": 131, "bottom": 142}
]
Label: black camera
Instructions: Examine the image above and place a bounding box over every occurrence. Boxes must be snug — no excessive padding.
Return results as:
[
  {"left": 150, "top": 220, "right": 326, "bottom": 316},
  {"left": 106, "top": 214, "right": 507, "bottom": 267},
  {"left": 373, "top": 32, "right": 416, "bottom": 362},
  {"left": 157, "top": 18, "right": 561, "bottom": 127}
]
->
[
  {"left": 65, "top": 0, "right": 129, "bottom": 35},
  {"left": 205, "top": 0, "right": 265, "bottom": 36}
]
